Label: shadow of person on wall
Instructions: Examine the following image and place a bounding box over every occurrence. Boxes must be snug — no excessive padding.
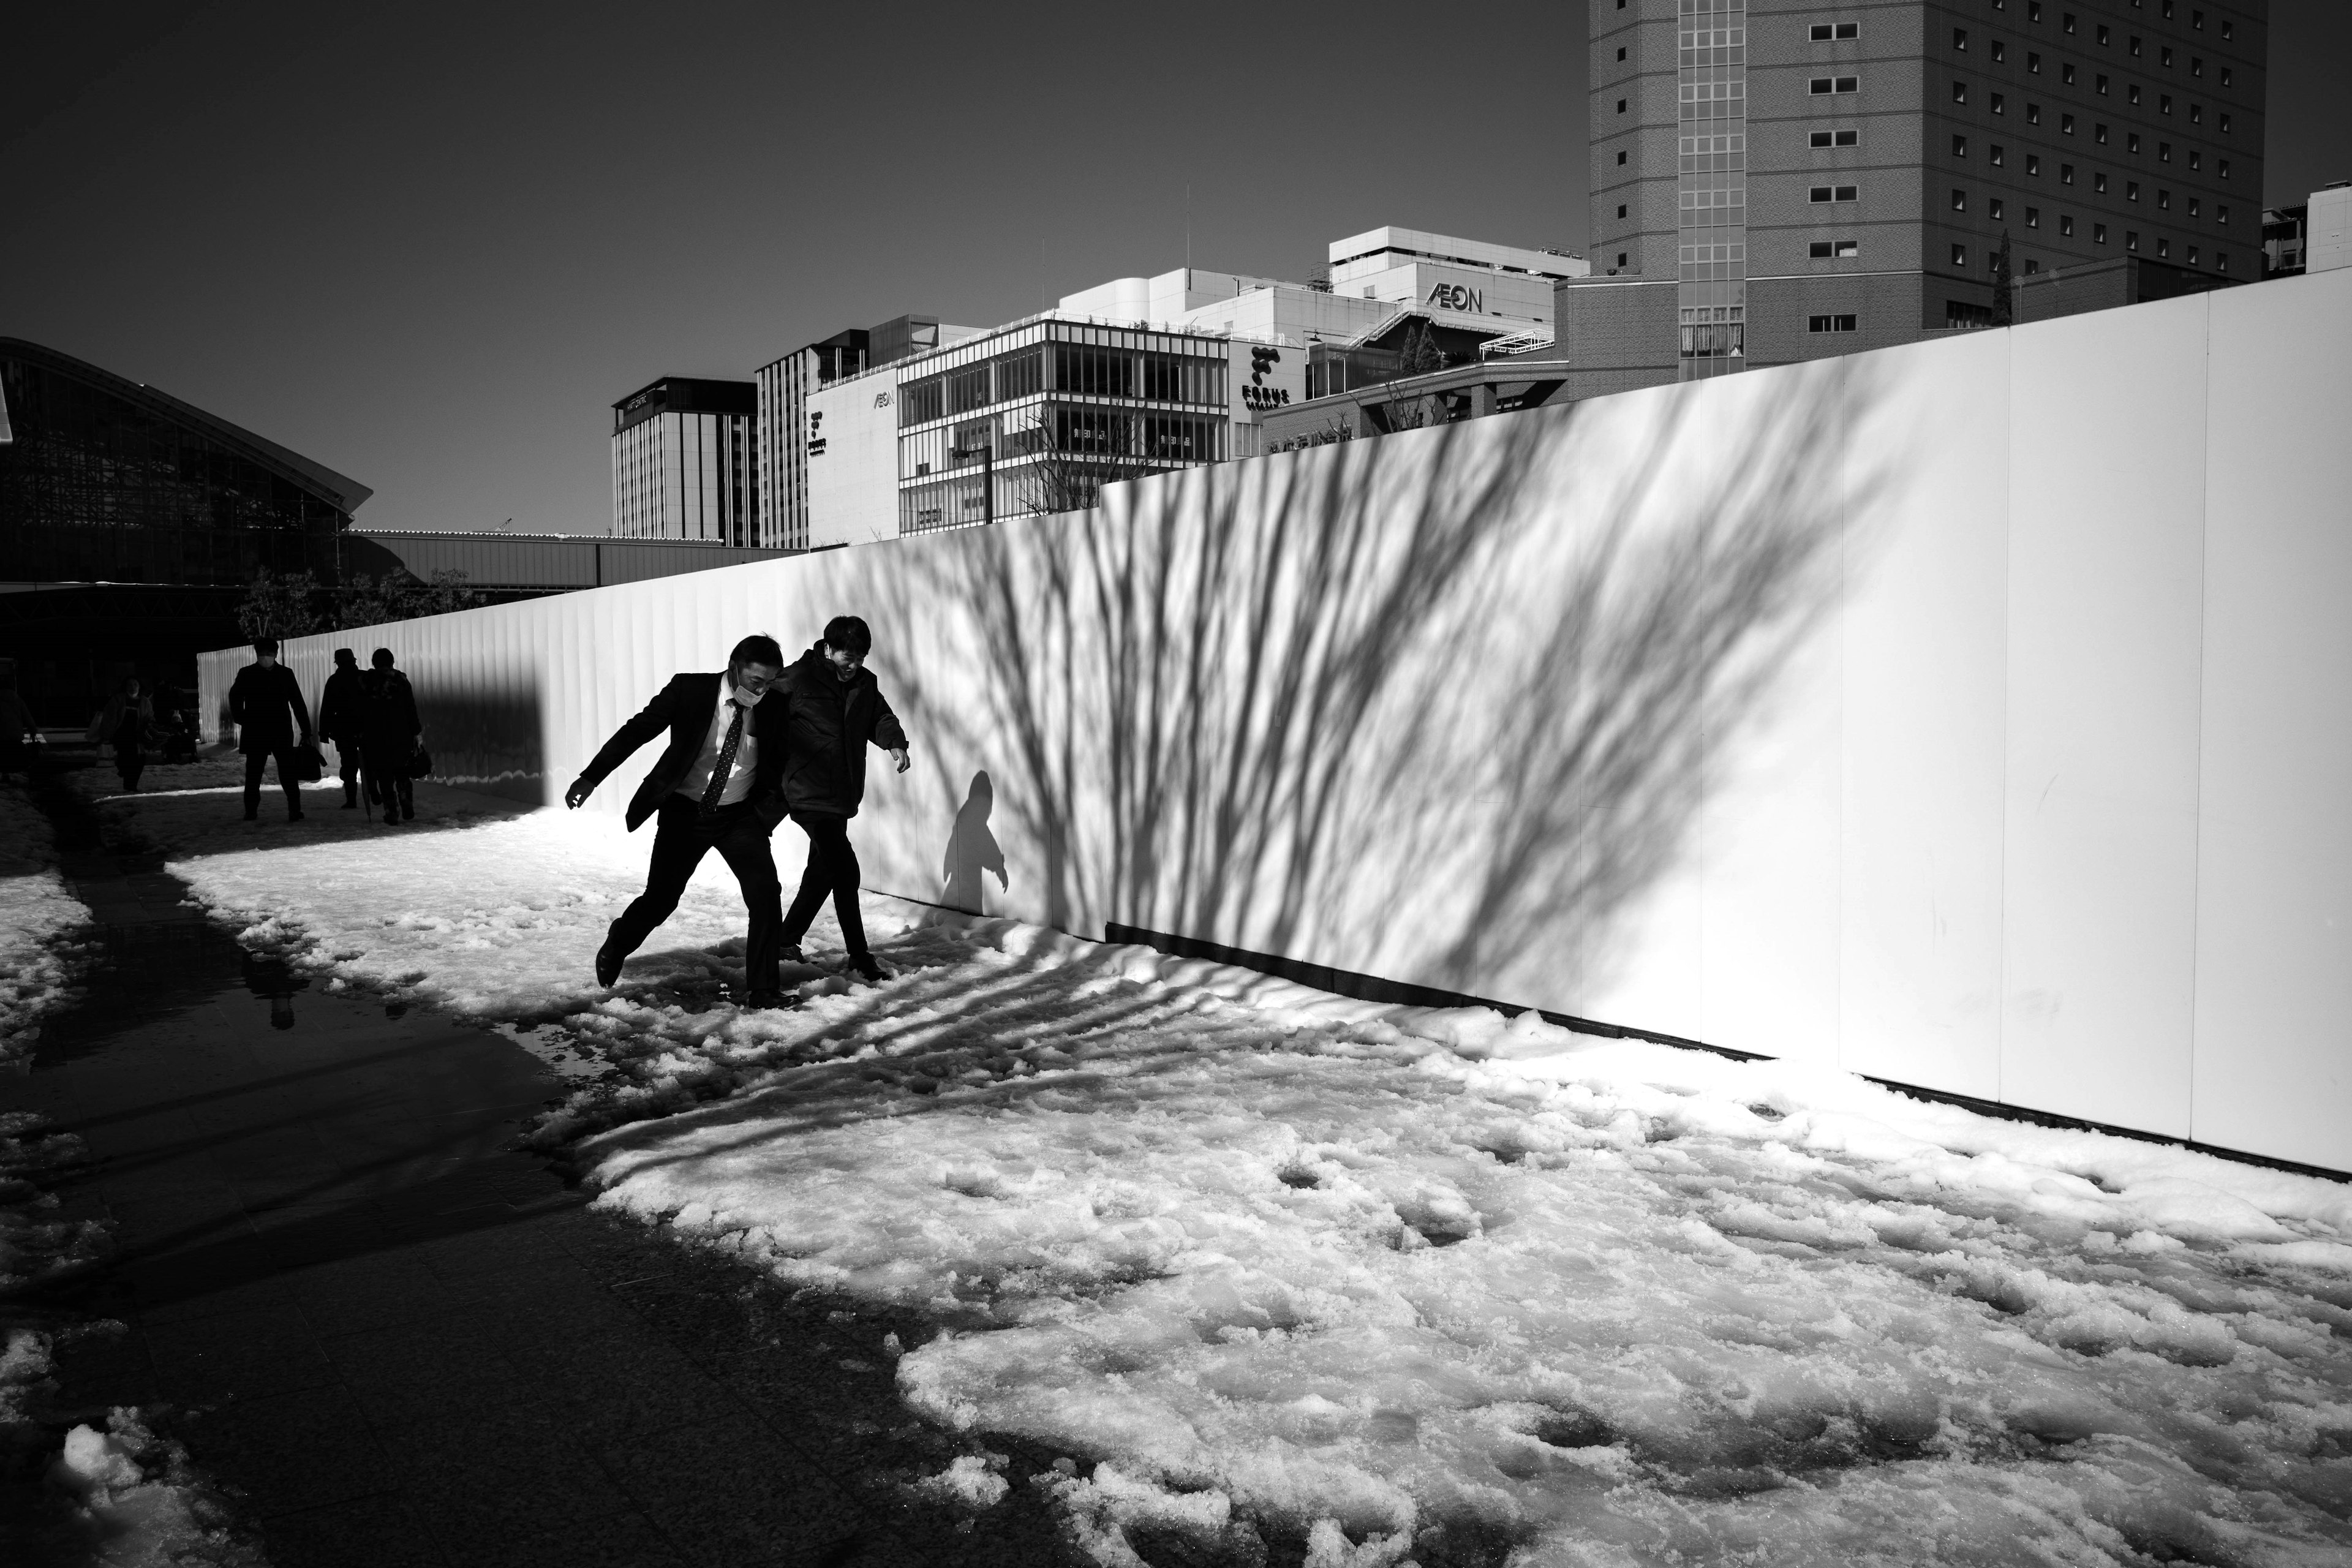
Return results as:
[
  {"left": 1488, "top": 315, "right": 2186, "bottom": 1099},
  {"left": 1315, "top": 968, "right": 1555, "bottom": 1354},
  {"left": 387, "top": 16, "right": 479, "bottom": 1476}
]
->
[
  {"left": 241, "top": 949, "right": 309, "bottom": 1031},
  {"left": 937, "top": 770, "right": 1009, "bottom": 917}
]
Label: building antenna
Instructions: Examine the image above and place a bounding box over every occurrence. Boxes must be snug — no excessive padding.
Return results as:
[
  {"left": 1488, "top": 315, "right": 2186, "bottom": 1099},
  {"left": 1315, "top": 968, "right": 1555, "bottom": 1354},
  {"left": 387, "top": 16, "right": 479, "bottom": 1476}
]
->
[{"left": 1186, "top": 184, "right": 1193, "bottom": 273}]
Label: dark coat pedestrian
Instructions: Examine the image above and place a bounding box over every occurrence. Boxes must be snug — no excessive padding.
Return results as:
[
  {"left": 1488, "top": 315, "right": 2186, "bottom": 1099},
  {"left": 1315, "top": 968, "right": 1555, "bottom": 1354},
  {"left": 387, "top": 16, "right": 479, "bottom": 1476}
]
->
[
  {"left": 89, "top": 680, "right": 155, "bottom": 792},
  {"left": 774, "top": 619, "right": 911, "bottom": 979},
  {"left": 567, "top": 635, "right": 794, "bottom": 1002},
  {"left": 359, "top": 649, "right": 422, "bottom": 823},
  {"left": 228, "top": 642, "right": 313, "bottom": 821},
  {"left": 317, "top": 649, "right": 368, "bottom": 809},
  {"left": 0, "top": 681, "right": 36, "bottom": 780}
]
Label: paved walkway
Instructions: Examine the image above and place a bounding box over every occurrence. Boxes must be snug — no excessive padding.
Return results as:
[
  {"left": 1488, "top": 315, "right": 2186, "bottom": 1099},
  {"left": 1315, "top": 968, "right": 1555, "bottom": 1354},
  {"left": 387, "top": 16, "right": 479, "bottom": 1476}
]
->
[{"left": 7, "top": 779, "right": 1080, "bottom": 1567}]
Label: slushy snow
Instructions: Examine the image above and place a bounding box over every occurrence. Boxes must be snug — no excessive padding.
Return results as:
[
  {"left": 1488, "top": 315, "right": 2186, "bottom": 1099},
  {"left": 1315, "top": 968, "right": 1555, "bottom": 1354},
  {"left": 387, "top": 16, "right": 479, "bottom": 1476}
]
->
[
  {"left": 0, "top": 782, "right": 91, "bottom": 1063},
  {"left": 144, "top": 794, "right": 2352, "bottom": 1565}
]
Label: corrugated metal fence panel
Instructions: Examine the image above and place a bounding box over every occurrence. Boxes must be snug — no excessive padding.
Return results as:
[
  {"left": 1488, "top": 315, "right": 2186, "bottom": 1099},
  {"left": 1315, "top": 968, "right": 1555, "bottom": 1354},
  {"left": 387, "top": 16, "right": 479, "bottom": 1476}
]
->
[
  {"left": 350, "top": 532, "right": 786, "bottom": 589},
  {"left": 192, "top": 276, "right": 2352, "bottom": 1170}
]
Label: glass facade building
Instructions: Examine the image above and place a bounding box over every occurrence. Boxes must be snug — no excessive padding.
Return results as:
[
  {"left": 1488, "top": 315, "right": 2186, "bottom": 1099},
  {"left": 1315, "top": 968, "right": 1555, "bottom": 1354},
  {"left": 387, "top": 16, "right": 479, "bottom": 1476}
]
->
[
  {"left": 893, "top": 320, "right": 1230, "bottom": 535},
  {"left": 753, "top": 315, "right": 965, "bottom": 552},
  {"left": 1678, "top": 0, "right": 1748, "bottom": 377},
  {"left": 609, "top": 377, "right": 755, "bottom": 544},
  {"left": 0, "top": 337, "right": 367, "bottom": 586}
]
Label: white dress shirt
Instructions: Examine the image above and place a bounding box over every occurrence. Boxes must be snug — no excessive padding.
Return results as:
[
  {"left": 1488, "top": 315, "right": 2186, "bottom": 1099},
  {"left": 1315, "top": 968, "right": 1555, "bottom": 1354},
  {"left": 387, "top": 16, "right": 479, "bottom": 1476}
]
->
[{"left": 673, "top": 686, "right": 759, "bottom": 807}]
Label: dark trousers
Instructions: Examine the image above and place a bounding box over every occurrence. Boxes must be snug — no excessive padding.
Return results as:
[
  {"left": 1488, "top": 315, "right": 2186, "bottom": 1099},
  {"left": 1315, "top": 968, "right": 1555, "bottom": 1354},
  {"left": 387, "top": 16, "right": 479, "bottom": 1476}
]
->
[
  {"left": 242, "top": 748, "right": 302, "bottom": 817},
  {"left": 363, "top": 743, "right": 413, "bottom": 819},
  {"left": 332, "top": 739, "right": 362, "bottom": 805},
  {"left": 608, "top": 795, "right": 783, "bottom": 994},
  {"left": 115, "top": 749, "right": 145, "bottom": 792},
  {"left": 782, "top": 810, "right": 868, "bottom": 959}
]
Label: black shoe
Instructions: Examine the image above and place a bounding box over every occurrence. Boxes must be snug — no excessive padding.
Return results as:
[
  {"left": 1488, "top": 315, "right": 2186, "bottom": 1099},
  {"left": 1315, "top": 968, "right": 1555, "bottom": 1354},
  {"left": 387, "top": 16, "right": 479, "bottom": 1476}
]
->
[
  {"left": 595, "top": 943, "right": 624, "bottom": 987},
  {"left": 288, "top": 808, "right": 304, "bottom": 822},
  {"left": 340, "top": 799, "right": 358, "bottom": 810},
  {"left": 779, "top": 943, "right": 809, "bottom": 967},
  {"left": 846, "top": 952, "right": 892, "bottom": 984},
  {"left": 744, "top": 989, "right": 786, "bottom": 1010}
]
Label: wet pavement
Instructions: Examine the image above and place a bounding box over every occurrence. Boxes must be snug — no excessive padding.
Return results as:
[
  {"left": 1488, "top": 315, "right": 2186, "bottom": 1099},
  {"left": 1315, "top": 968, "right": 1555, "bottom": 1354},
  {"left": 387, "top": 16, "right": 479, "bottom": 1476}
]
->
[{"left": 3, "top": 777, "right": 1085, "bottom": 1567}]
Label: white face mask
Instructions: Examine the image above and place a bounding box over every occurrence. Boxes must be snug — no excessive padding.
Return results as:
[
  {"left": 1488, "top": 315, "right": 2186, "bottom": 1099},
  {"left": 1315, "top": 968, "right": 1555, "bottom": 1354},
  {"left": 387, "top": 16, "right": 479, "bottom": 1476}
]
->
[{"left": 731, "top": 683, "right": 765, "bottom": 707}]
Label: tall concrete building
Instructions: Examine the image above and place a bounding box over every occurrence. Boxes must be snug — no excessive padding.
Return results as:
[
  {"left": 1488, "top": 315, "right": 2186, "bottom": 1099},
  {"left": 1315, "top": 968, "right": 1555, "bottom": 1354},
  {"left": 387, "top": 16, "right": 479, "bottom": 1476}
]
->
[
  {"left": 609, "top": 377, "right": 756, "bottom": 543},
  {"left": 1559, "top": 0, "right": 2266, "bottom": 396}
]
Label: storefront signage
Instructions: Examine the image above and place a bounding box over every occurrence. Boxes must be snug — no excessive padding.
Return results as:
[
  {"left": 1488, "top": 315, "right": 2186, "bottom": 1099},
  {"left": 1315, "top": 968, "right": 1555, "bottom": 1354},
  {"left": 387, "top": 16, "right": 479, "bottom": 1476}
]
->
[
  {"left": 1242, "top": 383, "right": 1292, "bottom": 411},
  {"left": 1427, "top": 282, "right": 1485, "bottom": 312}
]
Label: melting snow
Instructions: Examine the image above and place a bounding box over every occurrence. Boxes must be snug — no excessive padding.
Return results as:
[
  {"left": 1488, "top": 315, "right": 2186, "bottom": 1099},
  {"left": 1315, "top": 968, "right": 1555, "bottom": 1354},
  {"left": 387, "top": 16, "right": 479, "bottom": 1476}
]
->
[
  {"left": 143, "top": 797, "right": 2352, "bottom": 1565},
  {"left": 0, "top": 783, "right": 91, "bottom": 1063}
]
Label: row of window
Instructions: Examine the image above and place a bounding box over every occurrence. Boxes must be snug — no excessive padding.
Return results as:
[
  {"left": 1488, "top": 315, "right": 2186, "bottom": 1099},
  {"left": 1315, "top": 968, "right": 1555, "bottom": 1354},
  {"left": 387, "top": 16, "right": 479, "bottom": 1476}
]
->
[
  {"left": 1985, "top": 0, "right": 2220, "bottom": 42},
  {"left": 1951, "top": 236, "right": 2228, "bottom": 269},
  {"left": 1956, "top": 25, "right": 2233, "bottom": 84},
  {"left": 899, "top": 347, "right": 1223, "bottom": 429},
  {"left": 1953, "top": 134, "right": 2231, "bottom": 184},
  {"left": 1954, "top": 185, "right": 2230, "bottom": 228},
  {"left": 1950, "top": 84, "right": 2232, "bottom": 141}
]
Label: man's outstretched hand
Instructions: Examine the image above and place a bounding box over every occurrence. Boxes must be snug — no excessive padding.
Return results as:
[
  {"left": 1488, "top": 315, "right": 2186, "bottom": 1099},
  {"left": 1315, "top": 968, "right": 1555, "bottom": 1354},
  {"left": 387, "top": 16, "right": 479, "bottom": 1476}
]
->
[
  {"left": 565, "top": 776, "right": 594, "bottom": 809},
  {"left": 891, "top": 748, "right": 911, "bottom": 775}
]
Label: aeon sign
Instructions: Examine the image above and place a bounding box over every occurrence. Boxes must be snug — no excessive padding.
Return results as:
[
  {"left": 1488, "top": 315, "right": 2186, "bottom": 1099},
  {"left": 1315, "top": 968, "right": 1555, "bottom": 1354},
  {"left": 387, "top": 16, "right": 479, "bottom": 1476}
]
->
[{"left": 1427, "top": 282, "right": 1485, "bottom": 312}]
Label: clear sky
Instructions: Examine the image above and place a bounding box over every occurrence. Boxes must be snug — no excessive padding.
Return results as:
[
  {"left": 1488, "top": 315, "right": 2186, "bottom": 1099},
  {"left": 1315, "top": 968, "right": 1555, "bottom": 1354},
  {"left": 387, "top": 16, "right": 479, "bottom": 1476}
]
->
[{"left": 6, "top": 1, "right": 2346, "bottom": 536}]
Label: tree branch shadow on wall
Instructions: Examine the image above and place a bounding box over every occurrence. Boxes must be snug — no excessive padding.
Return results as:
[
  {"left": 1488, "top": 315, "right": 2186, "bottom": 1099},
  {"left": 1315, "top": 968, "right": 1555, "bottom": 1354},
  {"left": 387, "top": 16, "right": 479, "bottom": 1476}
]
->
[{"left": 858, "top": 361, "right": 1890, "bottom": 1005}]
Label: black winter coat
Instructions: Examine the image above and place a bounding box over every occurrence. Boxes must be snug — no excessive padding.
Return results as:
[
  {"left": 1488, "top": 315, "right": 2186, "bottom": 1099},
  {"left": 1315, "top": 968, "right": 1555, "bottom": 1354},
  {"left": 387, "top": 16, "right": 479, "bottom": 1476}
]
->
[
  {"left": 317, "top": 666, "right": 367, "bottom": 742},
  {"left": 228, "top": 663, "right": 312, "bottom": 755},
  {"left": 777, "top": 646, "right": 908, "bottom": 818},
  {"left": 358, "top": 668, "right": 421, "bottom": 753}
]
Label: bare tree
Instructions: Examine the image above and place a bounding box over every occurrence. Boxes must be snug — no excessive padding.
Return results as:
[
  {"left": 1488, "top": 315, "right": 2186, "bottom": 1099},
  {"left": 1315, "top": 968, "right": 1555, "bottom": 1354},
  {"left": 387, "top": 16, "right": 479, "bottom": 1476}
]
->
[{"left": 234, "top": 568, "right": 326, "bottom": 640}]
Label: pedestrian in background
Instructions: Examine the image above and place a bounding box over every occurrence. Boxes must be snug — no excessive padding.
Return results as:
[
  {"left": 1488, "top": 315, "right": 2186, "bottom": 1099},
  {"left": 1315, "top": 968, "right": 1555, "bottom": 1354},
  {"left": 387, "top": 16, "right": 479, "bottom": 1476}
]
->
[
  {"left": 359, "top": 648, "right": 421, "bottom": 824},
  {"left": 775, "top": 615, "right": 911, "bottom": 983},
  {"left": 316, "top": 648, "right": 367, "bottom": 809},
  {"left": 0, "top": 671, "right": 39, "bottom": 782},
  {"left": 228, "top": 638, "right": 313, "bottom": 822},
  {"left": 88, "top": 676, "right": 154, "bottom": 793}
]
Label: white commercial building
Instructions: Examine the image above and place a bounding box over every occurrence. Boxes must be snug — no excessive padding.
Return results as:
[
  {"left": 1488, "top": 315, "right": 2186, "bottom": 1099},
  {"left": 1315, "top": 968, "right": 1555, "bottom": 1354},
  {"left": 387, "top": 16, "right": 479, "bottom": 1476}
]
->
[
  {"left": 609, "top": 377, "right": 756, "bottom": 543},
  {"left": 2309, "top": 183, "right": 2352, "bottom": 275},
  {"left": 1326, "top": 226, "right": 1588, "bottom": 325}
]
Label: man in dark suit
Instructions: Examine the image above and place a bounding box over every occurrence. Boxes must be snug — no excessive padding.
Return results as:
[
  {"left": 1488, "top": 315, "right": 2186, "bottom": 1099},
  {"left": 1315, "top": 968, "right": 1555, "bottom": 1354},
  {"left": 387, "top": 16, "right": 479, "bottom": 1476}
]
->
[
  {"left": 565, "top": 634, "right": 793, "bottom": 1007},
  {"left": 228, "top": 637, "right": 314, "bottom": 823}
]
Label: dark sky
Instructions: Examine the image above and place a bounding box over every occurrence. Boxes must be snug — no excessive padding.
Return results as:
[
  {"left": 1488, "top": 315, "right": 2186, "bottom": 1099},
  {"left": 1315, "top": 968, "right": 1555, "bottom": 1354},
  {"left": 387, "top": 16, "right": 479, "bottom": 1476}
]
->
[{"left": 5, "top": 2, "right": 2345, "bottom": 535}]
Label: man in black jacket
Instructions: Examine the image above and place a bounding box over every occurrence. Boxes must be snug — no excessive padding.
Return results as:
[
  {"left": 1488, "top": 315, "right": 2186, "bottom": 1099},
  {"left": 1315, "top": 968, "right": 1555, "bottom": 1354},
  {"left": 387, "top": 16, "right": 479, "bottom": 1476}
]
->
[
  {"left": 565, "top": 635, "right": 794, "bottom": 1006},
  {"left": 775, "top": 616, "right": 910, "bottom": 982},
  {"left": 359, "top": 648, "right": 423, "bottom": 824},
  {"left": 316, "top": 649, "right": 367, "bottom": 809},
  {"left": 228, "top": 638, "right": 314, "bottom": 822}
]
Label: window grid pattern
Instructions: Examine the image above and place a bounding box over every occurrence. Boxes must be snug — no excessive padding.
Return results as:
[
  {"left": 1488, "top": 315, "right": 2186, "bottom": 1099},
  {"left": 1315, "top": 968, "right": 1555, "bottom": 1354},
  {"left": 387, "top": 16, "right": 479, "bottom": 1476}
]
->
[{"left": 1677, "top": 0, "right": 1746, "bottom": 378}]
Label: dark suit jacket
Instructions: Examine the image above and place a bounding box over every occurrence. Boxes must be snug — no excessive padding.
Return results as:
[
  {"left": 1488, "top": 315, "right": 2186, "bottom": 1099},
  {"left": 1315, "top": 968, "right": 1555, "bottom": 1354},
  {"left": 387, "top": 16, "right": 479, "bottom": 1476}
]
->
[
  {"left": 579, "top": 673, "right": 789, "bottom": 832},
  {"left": 228, "top": 663, "right": 312, "bottom": 755}
]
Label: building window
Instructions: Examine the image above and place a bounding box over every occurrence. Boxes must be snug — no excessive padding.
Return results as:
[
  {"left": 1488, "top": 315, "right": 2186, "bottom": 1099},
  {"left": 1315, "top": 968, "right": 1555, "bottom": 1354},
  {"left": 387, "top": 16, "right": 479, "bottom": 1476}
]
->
[
  {"left": 2096, "top": 122, "right": 2109, "bottom": 143},
  {"left": 1618, "top": 150, "right": 1628, "bottom": 164},
  {"left": 2060, "top": 214, "right": 2075, "bottom": 235},
  {"left": 2189, "top": 104, "right": 2203, "bottom": 126},
  {"left": 2027, "top": 206, "right": 2041, "bottom": 227},
  {"left": 2095, "top": 222, "right": 2108, "bottom": 243},
  {"left": 2188, "top": 149, "right": 2201, "bottom": 170},
  {"left": 1618, "top": 204, "right": 1628, "bottom": 217},
  {"left": 2190, "top": 56, "right": 2201, "bottom": 77},
  {"left": 1992, "top": 40, "right": 2007, "bottom": 62},
  {"left": 2027, "top": 153, "right": 2041, "bottom": 175},
  {"left": 1952, "top": 188, "right": 1968, "bottom": 211},
  {"left": 2157, "top": 189, "right": 2170, "bottom": 211},
  {"left": 2064, "top": 11, "right": 2077, "bottom": 33},
  {"left": 2159, "top": 141, "right": 2172, "bottom": 161},
  {"left": 1953, "top": 243, "right": 1970, "bottom": 265},
  {"left": 1811, "top": 21, "right": 1859, "bottom": 39},
  {"left": 1953, "top": 133, "right": 1969, "bottom": 156},
  {"left": 1953, "top": 26, "right": 1968, "bottom": 48},
  {"left": 1948, "top": 299, "right": 1994, "bottom": 326},
  {"left": 1617, "top": 46, "right": 1627, "bottom": 59},
  {"left": 1837, "top": 74, "right": 1858, "bottom": 91},
  {"left": 1813, "top": 129, "right": 1860, "bottom": 147},
  {"left": 1809, "top": 239, "right": 1860, "bottom": 257},
  {"left": 2220, "top": 20, "right": 2233, "bottom": 39},
  {"left": 2095, "top": 172, "right": 2108, "bottom": 192},
  {"left": 2097, "top": 23, "right": 2111, "bottom": 45},
  {"left": 2216, "top": 203, "right": 2228, "bottom": 225},
  {"left": 2127, "top": 230, "right": 2139, "bottom": 251},
  {"left": 2127, "top": 180, "right": 2139, "bottom": 201},
  {"left": 2061, "top": 162, "right": 2075, "bottom": 184},
  {"left": 2157, "top": 236, "right": 2170, "bottom": 258},
  {"left": 1617, "top": 253, "right": 1628, "bottom": 268},
  {"left": 2063, "top": 62, "right": 2076, "bottom": 84},
  {"left": 2029, "top": 0, "right": 2043, "bottom": 18},
  {"left": 2220, "top": 66, "right": 2231, "bottom": 87},
  {"left": 2029, "top": 51, "right": 2042, "bottom": 72},
  {"left": 2129, "top": 34, "right": 2142, "bottom": 56},
  {"left": 1990, "top": 196, "right": 2006, "bottom": 219},
  {"left": 1992, "top": 92, "right": 2007, "bottom": 114},
  {"left": 2128, "top": 132, "right": 2141, "bottom": 153},
  {"left": 2024, "top": 259, "right": 2041, "bottom": 274},
  {"left": 1951, "top": 80, "right": 1968, "bottom": 104},
  {"left": 2027, "top": 103, "right": 2041, "bottom": 124},
  {"left": 2216, "top": 250, "right": 2227, "bottom": 272},
  {"left": 2063, "top": 112, "right": 2076, "bottom": 134},
  {"left": 2160, "top": 45, "right": 2173, "bottom": 67},
  {"left": 2217, "top": 158, "right": 2229, "bottom": 179},
  {"left": 2192, "top": 7, "right": 2203, "bottom": 24},
  {"left": 2128, "top": 84, "right": 2142, "bottom": 105},
  {"left": 1809, "top": 185, "right": 1858, "bottom": 203},
  {"left": 2159, "top": 94, "right": 2172, "bottom": 115},
  {"left": 1991, "top": 144, "right": 2006, "bottom": 167},
  {"left": 2187, "top": 196, "right": 2199, "bottom": 217},
  {"left": 1808, "top": 315, "right": 1858, "bottom": 333},
  {"left": 2097, "top": 73, "right": 2109, "bottom": 93},
  {"left": 1618, "top": 99, "right": 1628, "bottom": 113}
]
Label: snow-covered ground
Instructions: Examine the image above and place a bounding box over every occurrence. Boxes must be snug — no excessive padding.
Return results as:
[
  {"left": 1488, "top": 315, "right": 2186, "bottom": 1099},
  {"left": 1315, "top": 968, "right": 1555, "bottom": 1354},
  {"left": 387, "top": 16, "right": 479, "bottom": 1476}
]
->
[
  {"left": 0, "top": 782, "right": 92, "bottom": 1065},
  {"left": 120, "top": 787, "right": 2352, "bottom": 1566}
]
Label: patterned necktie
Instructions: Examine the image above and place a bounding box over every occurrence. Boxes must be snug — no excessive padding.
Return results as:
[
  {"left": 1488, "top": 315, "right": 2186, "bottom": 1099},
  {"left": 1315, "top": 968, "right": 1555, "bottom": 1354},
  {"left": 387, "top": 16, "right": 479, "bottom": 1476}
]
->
[{"left": 699, "top": 700, "right": 744, "bottom": 815}]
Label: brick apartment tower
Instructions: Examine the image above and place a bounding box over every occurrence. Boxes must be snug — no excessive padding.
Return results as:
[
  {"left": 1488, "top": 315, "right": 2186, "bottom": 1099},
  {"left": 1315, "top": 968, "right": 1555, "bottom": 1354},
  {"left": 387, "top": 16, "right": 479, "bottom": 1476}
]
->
[{"left": 1556, "top": 0, "right": 2267, "bottom": 396}]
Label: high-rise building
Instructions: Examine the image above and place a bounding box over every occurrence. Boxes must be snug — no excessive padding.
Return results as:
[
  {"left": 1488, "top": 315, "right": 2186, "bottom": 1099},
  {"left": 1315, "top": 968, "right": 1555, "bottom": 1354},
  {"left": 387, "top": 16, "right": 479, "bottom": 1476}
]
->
[
  {"left": 1560, "top": 0, "right": 2266, "bottom": 397},
  {"left": 609, "top": 377, "right": 756, "bottom": 543},
  {"left": 751, "top": 315, "right": 981, "bottom": 551}
]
